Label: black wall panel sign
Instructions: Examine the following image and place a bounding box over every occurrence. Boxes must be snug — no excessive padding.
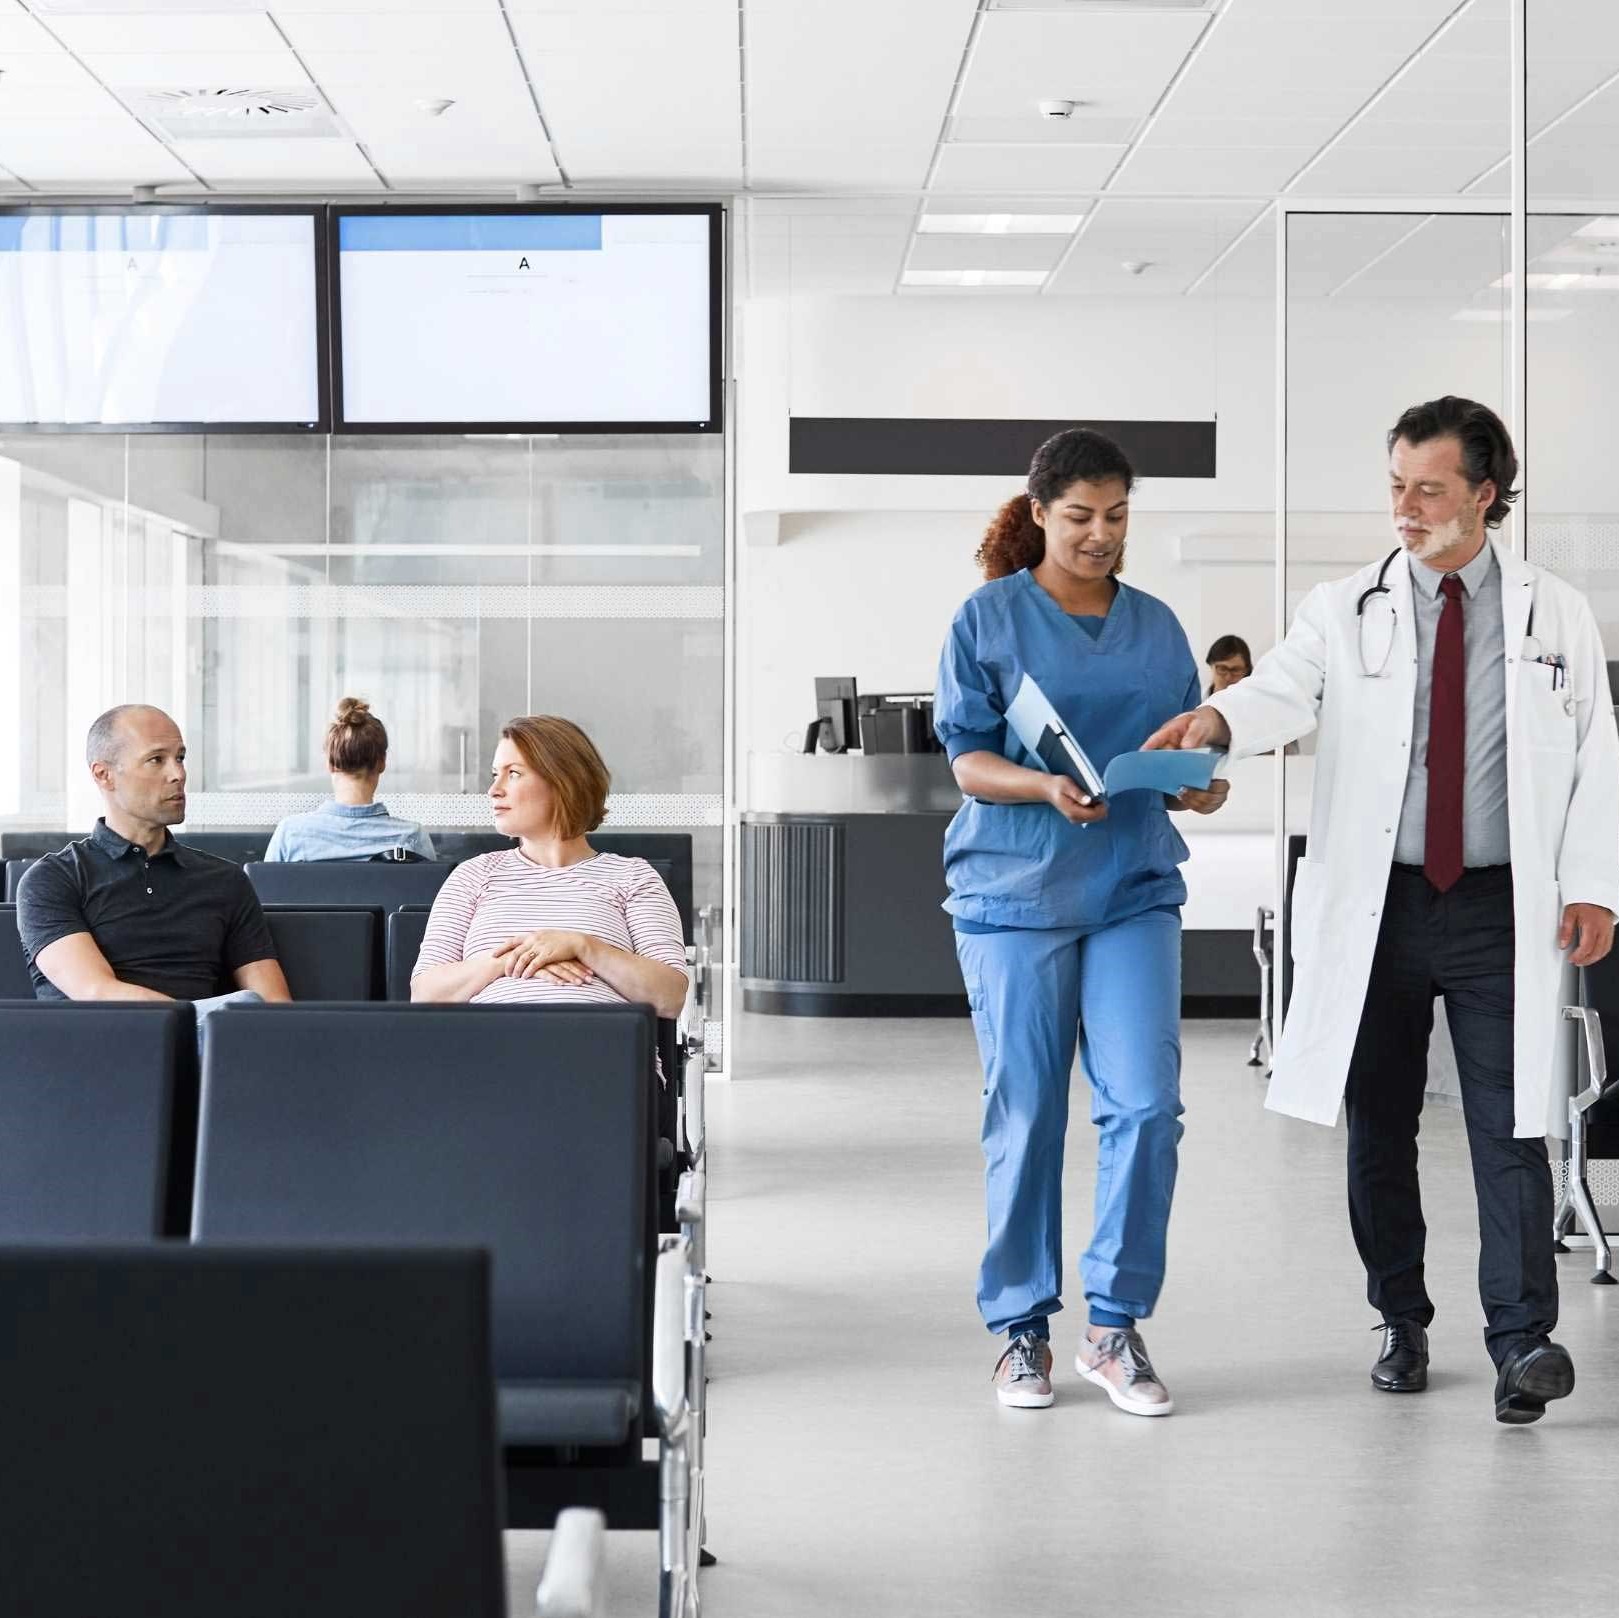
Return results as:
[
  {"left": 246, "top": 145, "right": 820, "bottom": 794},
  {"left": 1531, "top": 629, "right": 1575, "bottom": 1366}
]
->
[{"left": 789, "top": 417, "right": 1216, "bottom": 478}]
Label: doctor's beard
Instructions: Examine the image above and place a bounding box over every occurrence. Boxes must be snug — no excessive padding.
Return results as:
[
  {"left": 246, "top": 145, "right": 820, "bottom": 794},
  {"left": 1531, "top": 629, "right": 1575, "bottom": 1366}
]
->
[{"left": 1397, "top": 509, "right": 1475, "bottom": 562}]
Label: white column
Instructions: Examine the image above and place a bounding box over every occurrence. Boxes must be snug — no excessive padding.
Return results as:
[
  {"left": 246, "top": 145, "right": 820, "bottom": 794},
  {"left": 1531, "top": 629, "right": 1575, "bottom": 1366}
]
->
[
  {"left": 64, "top": 496, "right": 109, "bottom": 830},
  {"left": 0, "top": 456, "right": 21, "bottom": 817}
]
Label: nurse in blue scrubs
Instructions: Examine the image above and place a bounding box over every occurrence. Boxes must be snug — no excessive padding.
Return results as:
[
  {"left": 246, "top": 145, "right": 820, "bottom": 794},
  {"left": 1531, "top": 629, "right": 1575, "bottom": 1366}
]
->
[{"left": 936, "top": 427, "right": 1228, "bottom": 1415}]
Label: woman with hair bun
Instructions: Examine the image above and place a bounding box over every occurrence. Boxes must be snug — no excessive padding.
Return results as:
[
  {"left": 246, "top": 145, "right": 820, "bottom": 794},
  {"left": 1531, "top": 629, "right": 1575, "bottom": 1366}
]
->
[
  {"left": 935, "top": 427, "right": 1227, "bottom": 1416},
  {"left": 264, "top": 697, "right": 436, "bottom": 862}
]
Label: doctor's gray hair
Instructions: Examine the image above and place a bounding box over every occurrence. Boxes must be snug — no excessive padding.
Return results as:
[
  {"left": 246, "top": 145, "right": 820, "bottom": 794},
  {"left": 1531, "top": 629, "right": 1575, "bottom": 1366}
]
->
[{"left": 1387, "top": 396, "right": 1520, "bottom": 529}]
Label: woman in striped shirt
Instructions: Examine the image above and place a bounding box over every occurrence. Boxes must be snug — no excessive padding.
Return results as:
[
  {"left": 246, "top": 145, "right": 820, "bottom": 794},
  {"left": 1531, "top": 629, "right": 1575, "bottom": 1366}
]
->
[{"left": 411, "top": 716, "right": 688, "bottom": 1019}]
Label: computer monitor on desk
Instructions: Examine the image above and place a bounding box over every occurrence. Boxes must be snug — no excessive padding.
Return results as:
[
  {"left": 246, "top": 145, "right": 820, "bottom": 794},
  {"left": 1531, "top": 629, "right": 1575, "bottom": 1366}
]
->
[
  {"left": 859, "top": 693, "right": 942, "bottom": 755},
  {"left": 809, "top": 676, "right": 859, "bottom": 753}
]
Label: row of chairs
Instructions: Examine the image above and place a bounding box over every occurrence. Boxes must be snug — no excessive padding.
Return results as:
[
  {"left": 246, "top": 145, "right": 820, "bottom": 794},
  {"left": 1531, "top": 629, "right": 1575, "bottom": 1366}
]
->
[
  {"left": 0, "top": 997, "right": 709, "bottom": 1616},
  {"left": 0, "top": 826, "right": 521, "bottom": 867}
]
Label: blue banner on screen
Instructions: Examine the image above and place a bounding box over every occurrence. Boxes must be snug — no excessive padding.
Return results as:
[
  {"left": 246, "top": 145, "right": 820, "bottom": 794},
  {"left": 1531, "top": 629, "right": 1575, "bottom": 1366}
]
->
[
  {"left": 335, "top": 210, "right": 714, "bottom": 427},
  {"left": 0, "top": 212, "right": 322, "bottom": 428},
  {"left": 339, "top": 215, "right": 602, "bottom": 253}
]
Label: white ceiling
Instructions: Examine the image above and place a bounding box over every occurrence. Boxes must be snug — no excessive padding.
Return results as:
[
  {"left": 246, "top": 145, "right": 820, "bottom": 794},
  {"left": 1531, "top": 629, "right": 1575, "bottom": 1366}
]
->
[{"left": 0, "top": 0, "right": 1616, "bottom": 300}]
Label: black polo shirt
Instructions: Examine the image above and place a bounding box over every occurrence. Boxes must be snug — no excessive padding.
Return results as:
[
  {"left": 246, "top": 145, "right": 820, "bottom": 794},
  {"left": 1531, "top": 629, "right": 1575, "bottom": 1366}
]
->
[{"left": 16, "top": 820, "right": 277, "bottom": 1002}]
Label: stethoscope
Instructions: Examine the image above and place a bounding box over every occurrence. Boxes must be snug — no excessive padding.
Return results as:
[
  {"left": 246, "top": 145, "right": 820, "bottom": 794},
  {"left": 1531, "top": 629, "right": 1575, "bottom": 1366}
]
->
[{"left": 1356, "top": 547, "right": 1551, "bottom": 695}]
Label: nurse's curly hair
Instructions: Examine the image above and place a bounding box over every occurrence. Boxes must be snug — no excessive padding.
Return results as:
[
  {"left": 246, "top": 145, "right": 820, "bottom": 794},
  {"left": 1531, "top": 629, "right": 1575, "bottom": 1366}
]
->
[{"left": 975, "top": 427, "right": 1136, "bottom": 580}]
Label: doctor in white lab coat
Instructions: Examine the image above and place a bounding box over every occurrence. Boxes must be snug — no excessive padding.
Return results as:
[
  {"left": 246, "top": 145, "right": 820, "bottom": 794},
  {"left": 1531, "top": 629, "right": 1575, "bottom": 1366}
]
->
[{"left": 1148, "top": 396, "right": 1618, "bottom": 1425}]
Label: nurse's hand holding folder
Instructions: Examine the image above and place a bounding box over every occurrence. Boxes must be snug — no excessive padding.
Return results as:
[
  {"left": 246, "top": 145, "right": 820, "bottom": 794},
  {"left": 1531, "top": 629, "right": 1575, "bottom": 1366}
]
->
[{"left": 951, "top": 747, "right": 1109, "bottom": 824}]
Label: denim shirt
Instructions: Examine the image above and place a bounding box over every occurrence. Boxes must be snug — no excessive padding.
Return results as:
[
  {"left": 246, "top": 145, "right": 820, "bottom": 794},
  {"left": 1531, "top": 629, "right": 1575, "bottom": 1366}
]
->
[{"left": 264, "top": 801, "right": 437, "bottom": 863}]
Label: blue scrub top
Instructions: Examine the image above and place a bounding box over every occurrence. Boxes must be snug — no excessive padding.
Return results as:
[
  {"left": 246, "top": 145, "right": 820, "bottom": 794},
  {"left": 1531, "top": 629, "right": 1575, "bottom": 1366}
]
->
[{"left": 934, "top": 568, "right": 1203, "bottom": 931}]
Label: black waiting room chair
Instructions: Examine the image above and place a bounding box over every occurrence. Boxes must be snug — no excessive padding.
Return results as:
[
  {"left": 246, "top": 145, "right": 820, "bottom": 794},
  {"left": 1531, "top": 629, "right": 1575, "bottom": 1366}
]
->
[
  {"left": 0, "top": 1001, "right": 197, "bottom": 1240},
  {"left": 0, "top": 904, "right": 33, "bottom": 999},
  {"left": 0, "top": 1247, "right": 519, "bottom": 1618},
  {"left": 245, "top": 858, "right": 452, "bottom": 910},
  {"left": 190, "top": 1000, "right": 703, "bottom": 1615},
  {"left": 261, "top": 907, "right": 377, "bottom": 1002}
]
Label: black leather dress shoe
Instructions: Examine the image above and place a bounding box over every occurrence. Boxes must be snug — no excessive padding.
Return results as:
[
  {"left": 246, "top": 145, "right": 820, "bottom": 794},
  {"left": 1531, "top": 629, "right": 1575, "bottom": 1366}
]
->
[
  {"left": 1371, "top": 1321, "right": 1429, "bottom": 1392},
  {"left": 1494, "top": 1338, "right": 1575, "bottom": 1425}
]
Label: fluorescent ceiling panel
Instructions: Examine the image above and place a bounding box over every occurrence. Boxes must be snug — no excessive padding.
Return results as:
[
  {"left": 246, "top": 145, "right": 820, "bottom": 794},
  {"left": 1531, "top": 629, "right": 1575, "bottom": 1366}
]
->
[
  {"left": 902, "top": 269, "right": 1048, "bottom": 288},
  {"left": 917, "top": 213, "right": 1083, "bottom": 234},
  {"left": 908, "top": 234, "right": 1067, "bottom": 272}
]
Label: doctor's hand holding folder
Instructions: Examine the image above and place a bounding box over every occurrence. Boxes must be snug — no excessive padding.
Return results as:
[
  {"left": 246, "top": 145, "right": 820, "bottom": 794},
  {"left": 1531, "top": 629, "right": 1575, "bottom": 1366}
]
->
[{"left": 1005, "top": 674, "right": 1230, "bottom": 824}]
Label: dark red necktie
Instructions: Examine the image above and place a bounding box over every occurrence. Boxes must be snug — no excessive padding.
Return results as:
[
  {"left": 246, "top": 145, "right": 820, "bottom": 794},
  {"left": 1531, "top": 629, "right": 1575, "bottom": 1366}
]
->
[{"left": 1424, "top": 573, "right": 1465, "bottom": 892}]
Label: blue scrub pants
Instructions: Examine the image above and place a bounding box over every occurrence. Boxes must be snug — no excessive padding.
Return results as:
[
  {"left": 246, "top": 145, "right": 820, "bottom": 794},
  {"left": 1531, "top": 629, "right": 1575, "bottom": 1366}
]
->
[{"left": 956, "top": 908, "right": 1184, "bottom": 1339}]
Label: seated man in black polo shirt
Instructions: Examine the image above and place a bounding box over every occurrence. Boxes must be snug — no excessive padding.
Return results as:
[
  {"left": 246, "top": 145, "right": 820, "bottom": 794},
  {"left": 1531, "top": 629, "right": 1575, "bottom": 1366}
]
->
[{"left": 17, "top": 705, "right": 290, "bottom": 1010}]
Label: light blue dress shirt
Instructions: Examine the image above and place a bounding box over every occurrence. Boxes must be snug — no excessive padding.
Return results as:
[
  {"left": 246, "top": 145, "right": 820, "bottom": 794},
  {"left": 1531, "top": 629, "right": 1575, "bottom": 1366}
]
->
[
  {"left": 1393, "top": 541, "right": 1510, "bottom": 869},
  {"left": 264, "top": 800, "right": 437, "bottom": 863}
]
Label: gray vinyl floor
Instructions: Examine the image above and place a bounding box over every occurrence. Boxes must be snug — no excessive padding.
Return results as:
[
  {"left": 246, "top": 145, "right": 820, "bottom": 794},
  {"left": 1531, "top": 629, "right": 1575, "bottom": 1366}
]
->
[{"left": 507, "top": 1013, "right": 1619, "bottom": 1618}]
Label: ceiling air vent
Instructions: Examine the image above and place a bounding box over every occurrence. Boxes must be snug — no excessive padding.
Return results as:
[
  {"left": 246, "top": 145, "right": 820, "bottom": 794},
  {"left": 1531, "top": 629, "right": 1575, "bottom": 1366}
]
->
[{"left": 124, "top": 88, "right": 348, "bottom": 142}]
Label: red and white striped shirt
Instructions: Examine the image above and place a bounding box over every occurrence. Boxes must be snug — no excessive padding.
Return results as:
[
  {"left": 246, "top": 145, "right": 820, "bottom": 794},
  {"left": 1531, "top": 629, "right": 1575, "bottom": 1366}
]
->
[{"left": 412, "top": 849, "right": 689, "bottom": 1008}]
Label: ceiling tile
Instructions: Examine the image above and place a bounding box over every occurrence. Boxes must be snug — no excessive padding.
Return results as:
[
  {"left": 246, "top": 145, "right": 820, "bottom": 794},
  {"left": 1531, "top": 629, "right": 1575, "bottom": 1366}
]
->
[
  {"left": 932, "top": 143, "right": 1123, "bottom": 193},
  {"left": 1292, "top": 145, "right": 1504, "bottom": 197},
  {"left": 0, "top": 117, "right": 192, "bottom": 183},
  {"left": 294, "top": 51, "right": 523, "bottom": 92},
  {"left": 748, "top": 0, "right": 977, "bottom": 193},
  {"left": 956, "top": 7, "right": 1207, "bottom": 120},
  {"left": 1112, "top": 146, "right": 1316, "bottom": 196},
  {"left": 277, "top": 9, "right": 514, "bottom": 55},
  {"left": 168, "top": 136, "right": 380, "bottom": 183},
  {"left": 509, "top": 7, "right": 736, "bottom": 56},
  {"left": 88, "top": 52, "right": 312, "bottom": 89},
  {"left": 47, "top": 12, "right": 285, "bottom": 53}
]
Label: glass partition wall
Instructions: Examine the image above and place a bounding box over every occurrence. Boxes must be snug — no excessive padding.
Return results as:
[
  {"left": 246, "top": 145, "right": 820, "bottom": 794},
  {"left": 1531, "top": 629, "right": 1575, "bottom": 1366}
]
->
[{"left": 0, "top": 427, "right": 730, "bottom": 1062}]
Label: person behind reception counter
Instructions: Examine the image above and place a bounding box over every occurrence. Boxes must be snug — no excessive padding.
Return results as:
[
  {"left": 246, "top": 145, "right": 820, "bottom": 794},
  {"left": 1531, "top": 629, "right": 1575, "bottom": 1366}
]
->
[
  {"left": 934, "top": 426, "right": 1229, "bottom": 1417},
  {"left": 1205, "top": 634, "right": 1253, "bottom": 694}
]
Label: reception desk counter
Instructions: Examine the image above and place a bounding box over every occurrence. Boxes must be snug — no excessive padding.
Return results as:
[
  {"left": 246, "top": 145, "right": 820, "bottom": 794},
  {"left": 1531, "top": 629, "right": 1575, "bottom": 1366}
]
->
[
  {"left": 741, "top": 754, "right": 961, "bottom": 1015},
  {"left": 741, "top": 753, "right": 1292, "bottom": 1017}
]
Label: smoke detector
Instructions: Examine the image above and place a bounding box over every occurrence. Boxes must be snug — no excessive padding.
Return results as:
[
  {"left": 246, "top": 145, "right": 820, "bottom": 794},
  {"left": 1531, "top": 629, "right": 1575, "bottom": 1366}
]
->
[
  {"left": 124, "top": 88, "right": 348, "bottom": 142},
  {"left": 1122, "top": 260, "right": 1152, "bottom": 275},
  {"left": 1038, "top": 99, "right": 1079, "bottom": 119},
  {"left": 414, "top": 98, "right": 456, "bottom": 117}
]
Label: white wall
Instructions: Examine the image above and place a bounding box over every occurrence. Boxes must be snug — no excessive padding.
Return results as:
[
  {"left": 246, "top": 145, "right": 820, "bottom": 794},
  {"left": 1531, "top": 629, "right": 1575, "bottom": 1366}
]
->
[{"left": 736, "top": 284, "right": 1619, "bottom": 781}]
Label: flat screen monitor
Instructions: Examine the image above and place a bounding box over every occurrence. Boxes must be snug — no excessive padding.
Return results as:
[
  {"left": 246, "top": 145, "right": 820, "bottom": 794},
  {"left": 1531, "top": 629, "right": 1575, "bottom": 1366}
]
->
[
  {"left": 0, "top": 207, "right": 326, "bottom": 431},
  {"left": 814, "top": 676, "right": 859, "bottom": 754},
  {"left": 332, "top": 205, "right": 722, "bottom": 433}
]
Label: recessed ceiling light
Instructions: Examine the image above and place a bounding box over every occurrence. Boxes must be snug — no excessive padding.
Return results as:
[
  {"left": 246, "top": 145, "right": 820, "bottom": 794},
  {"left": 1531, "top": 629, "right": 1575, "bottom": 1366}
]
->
[
  {"left": 918, "top": 213, "right": 1083, "bottom": 235},
  {"left": 903, "top": 269, "right": 1049, "bottom": 288}
]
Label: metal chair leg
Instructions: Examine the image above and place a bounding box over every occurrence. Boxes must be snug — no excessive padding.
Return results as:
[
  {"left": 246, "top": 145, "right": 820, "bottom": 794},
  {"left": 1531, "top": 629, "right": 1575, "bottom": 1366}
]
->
[
  {"left": 1248, "top": 906, "right": 1273, "bottom": 1071},
  {"left": 1561, "top": 1006, "right": 1615, "bottom": 1285}
]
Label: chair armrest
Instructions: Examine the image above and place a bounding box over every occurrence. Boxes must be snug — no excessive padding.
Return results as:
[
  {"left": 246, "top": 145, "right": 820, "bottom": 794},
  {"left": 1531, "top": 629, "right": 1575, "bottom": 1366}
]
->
[
  {"left": 1251, "top": 905, "right": 1273, "bottom": 969},
  {"left": 535, "top": 1508, "right": 606, "bottom": 1618},
  {"left": 652, "top": 1237, "right": 690, "bottom": 1438},
  {"left": 682, "top": 1046, "right": 705, "bottom": 1162},
  {"left": 1563, "top": 1005, "right": 1610, "bottom": 1113},
  {"left": 676, "top": 1168, "right": 705, "bottom": 1229}
]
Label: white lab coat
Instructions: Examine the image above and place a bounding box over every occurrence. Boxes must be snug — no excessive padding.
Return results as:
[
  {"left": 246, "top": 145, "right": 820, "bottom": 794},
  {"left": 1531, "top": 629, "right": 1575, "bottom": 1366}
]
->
[{"left": 1208, "top": 537, "right": 1619, "bottom": 1139}]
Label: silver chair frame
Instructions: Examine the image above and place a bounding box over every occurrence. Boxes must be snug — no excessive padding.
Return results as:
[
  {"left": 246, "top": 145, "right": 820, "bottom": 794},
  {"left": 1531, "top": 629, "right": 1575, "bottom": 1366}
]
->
[
  {"left": 1247, "top": 906, "right": 1274, "bottom": 1072},
  {"left": 1553, "top": 1004, "right": 1616, "bottom": 1285}
]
